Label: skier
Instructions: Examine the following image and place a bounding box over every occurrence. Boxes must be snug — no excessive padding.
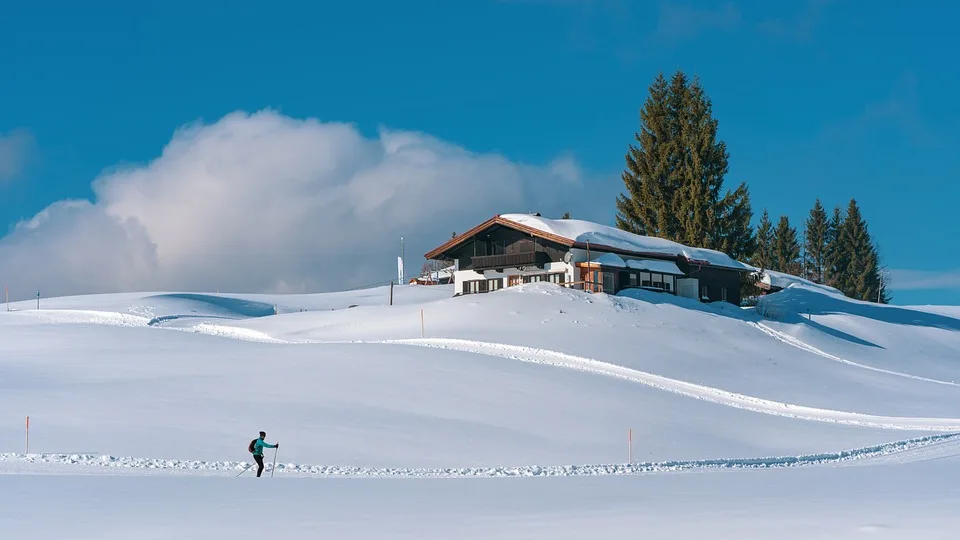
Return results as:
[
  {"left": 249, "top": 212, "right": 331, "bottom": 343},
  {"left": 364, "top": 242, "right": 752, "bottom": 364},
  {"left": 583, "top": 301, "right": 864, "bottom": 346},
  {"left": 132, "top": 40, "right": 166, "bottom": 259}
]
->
[{"left": 250, "top": 431, "right": 278, "bottom": 477}]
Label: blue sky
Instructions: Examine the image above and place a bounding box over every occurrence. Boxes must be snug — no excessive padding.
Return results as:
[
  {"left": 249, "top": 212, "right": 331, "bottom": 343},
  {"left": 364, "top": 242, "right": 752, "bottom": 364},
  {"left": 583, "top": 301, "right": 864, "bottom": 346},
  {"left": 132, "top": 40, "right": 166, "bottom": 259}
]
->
[{"left": 1, "top": 0, "right": 958, "bottom": 304}]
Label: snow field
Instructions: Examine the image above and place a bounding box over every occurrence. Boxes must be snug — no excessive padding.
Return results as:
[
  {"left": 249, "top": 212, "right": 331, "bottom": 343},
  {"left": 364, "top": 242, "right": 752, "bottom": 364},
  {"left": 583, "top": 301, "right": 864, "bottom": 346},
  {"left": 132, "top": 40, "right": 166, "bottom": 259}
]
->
[{"left": 3, "top": 280, "right": 960, "bottom": 538}]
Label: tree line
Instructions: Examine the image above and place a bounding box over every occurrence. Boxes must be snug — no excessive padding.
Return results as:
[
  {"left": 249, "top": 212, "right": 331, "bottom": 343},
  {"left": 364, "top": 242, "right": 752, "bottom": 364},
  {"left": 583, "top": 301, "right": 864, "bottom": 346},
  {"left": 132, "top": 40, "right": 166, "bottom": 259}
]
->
[{"left": 615, "top": 70, "right": 889, "bottom": 303}]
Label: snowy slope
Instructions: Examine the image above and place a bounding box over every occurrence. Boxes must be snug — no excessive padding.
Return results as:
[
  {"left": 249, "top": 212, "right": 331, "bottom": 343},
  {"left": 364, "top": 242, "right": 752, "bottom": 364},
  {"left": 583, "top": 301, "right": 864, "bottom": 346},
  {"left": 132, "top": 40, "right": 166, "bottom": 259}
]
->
[
  {"left": 214, "top": 284, "right": 960, "bottom": 419},
  {"left": 3, "top": 280, "right": 960, "bottom": 538},
  {"left": 755, "top": 284, "right": 960, "bottom": 385},
  {"left": 4, "top": 287, "right": 943, "bottom": 468}
]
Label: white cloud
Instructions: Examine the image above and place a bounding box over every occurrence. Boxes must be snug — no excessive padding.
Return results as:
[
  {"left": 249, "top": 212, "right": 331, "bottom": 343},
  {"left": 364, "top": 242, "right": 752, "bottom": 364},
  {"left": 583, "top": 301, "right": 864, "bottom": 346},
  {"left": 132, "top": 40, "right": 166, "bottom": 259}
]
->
[
  {"left": 887, "top": 269, "right": 960, "bottom": 291},
  {"left": 0, "top": 110, "right": 608, "bottom": 299},
  {"left": 0, "top": 129, "right": 35, "bottom": 183}
]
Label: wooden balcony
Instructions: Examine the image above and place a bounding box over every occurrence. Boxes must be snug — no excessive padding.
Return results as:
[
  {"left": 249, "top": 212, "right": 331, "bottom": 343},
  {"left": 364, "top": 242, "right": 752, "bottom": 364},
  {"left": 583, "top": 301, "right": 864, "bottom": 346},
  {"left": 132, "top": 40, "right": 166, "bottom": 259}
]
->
[{"left": 470, "top": 251, "right": 551, "bottom": 270}]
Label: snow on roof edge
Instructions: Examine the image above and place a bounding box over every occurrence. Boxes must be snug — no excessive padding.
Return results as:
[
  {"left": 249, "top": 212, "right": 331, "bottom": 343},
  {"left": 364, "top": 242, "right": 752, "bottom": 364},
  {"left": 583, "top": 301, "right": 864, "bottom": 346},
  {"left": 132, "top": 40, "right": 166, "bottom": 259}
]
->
[{"left": 499, "top": 213, "right": 754, "bottom": 271}]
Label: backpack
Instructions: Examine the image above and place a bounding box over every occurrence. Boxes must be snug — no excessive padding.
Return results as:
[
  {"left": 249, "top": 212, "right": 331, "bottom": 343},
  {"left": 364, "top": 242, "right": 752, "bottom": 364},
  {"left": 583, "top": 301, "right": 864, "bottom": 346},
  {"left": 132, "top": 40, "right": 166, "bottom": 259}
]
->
[{"left": 248, "top": 438, "right": 257, "bottom": 453}]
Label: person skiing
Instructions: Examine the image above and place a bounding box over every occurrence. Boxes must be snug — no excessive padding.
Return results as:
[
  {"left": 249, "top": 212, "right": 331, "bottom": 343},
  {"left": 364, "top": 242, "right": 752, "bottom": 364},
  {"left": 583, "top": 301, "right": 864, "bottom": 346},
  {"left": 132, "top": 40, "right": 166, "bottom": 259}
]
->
[{"left": 251, "top": 431, "right": 278, "bottom": 477}]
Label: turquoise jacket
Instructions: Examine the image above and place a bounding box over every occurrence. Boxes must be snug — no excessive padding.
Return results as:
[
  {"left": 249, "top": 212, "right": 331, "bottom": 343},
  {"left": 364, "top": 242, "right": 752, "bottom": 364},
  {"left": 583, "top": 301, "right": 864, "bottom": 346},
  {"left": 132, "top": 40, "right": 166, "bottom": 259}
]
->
[{"left": 253, "top": 438, "right": 277, "bottom": 456}]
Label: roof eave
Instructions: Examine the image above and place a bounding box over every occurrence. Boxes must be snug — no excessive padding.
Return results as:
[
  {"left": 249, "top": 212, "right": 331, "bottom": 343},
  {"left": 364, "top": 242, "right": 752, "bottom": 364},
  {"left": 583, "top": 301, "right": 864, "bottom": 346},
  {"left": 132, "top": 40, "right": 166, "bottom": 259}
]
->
[{"left": 424, "top": 215, "right": 575, "bottom": 260}]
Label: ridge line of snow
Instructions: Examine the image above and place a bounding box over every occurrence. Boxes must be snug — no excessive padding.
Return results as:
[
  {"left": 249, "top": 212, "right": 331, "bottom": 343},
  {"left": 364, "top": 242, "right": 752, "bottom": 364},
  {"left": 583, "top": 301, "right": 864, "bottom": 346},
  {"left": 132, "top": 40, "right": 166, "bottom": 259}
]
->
[
  {"left": 2, "top": 433, "right": 957, "bottom": 478},
  {"left": 13, "top": 308, "right": 960, "bottom": 430},
  {"left": 361, "top": 338, "right": 960, "bottom": 431},
  {"left": 750, "top": 321, "right": 960, "bottom": 387}
]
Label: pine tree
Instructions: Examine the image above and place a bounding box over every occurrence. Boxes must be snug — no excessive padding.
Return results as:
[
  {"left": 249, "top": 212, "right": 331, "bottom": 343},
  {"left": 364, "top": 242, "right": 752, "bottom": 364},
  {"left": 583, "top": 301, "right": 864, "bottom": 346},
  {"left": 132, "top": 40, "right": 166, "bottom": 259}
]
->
[
  {"left": 773, "top": 215, "right": 801, "bottom": 275},
  {"left": 804, "top": 198, "right": 829, "bottom": 283},
  {"left": 824, "top": 206, "right": 845, "bottom": 288},
  {"left": 714, "top": 182, "right": 756, "bottom": 261},
  {"left": 751, "top": 209, "right": 774, "bottom": 271},
  {"left": 615, "top": 73, "right": 677, "bottom": 238},
  {"left": 616, "top": 70, "right": 754, "bottom": 261},
  {"left": 561, "top": 212, "right": 571, "bottom": 219},
  {"left": 837, "top": 199, "right": 888, "bottom": 302}
]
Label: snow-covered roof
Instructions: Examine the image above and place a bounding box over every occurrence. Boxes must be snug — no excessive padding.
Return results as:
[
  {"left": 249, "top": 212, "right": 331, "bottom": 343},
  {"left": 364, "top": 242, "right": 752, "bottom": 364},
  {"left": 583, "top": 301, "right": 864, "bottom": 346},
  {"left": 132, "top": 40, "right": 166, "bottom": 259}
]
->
[
  {"left": 626, "top": 258, "right": 684, "bottom": 275},
  {"left": 500, "top": 214, "right": 753, "bottom": 271},
  {"left": 592, "top": 252, "right": 627, "bottom": 268},
  {"left": 757, "top": 269, "right": 843, "bottom": 296}
]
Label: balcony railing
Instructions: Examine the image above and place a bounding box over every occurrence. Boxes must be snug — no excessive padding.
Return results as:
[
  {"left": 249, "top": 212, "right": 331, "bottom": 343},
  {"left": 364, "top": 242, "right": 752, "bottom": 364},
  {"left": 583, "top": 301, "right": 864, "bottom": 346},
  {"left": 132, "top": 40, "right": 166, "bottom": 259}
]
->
[{"left": 470, "top": 251, "right": 550, "bottom": 270}]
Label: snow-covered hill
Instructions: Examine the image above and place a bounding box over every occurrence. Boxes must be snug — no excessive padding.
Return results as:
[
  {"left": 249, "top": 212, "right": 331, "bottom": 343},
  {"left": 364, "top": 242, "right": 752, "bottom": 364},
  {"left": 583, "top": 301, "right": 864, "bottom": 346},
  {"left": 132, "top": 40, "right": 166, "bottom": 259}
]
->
[{"left": 2, "top": 282, "right": 960, "bottom": 538}]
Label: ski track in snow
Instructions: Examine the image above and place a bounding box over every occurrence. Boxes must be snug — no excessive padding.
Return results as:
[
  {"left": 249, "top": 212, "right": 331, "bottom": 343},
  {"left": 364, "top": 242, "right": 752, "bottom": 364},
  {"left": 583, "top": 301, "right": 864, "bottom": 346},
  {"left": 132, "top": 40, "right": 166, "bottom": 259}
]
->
[
  {"left": 3, "top": 433, "right": 959, "bottom": 478},
  {"left": 749, "top": 321, "right": 960, "bottom": 388},
  {"left": 355, "top": 338, "right": 960, "bottom": 432},
  {"left": 12, "top": 308, "right": 960, "bottom": 432}
]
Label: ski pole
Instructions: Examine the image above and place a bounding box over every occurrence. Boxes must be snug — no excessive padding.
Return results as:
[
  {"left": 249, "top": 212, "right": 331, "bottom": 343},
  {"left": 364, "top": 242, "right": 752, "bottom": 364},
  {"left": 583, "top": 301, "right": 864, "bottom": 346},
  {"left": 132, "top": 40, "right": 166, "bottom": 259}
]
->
[{"left": 271, "top": 447, "right": 278, "bottom": 478}]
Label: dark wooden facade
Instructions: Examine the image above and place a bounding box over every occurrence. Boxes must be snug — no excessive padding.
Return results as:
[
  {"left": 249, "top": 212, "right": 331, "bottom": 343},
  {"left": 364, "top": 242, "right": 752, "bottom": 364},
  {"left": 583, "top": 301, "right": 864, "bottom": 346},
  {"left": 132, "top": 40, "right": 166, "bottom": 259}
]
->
[
  {"left": 444, "top": 224, "right": 569, "bottom": 272},
  {"left": 676, "top": 260, "right": 743, "bottom": 305}
]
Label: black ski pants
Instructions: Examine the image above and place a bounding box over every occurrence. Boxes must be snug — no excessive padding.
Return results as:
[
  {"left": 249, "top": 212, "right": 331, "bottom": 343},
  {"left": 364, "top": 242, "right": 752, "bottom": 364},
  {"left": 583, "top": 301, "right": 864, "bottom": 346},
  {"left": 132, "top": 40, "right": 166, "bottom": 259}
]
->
[{"left": 254, "top": 454, "right": 265, "bottom": 477}]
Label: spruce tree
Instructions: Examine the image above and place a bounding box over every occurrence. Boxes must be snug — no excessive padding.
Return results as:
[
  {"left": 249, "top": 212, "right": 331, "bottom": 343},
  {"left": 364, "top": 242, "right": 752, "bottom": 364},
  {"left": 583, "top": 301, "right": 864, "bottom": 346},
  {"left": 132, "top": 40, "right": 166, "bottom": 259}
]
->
[
  {"left": 773, "top": 215, "right": 801, "bottom": 275},
  {"left": 837, "top": 199, "right": 888, "bottom": 302},
  {"left": 615, "top": 73, "right": 677, "bottom": 238},
  {"left": 804, "top": 198, "right": 829, "bottom": 283},
  {"left": 674, "top": 72, "right": 710, "bottom": 248},
  {"left": 824, "top": 206, "right": 845, "bottom": 288},
  {"left": 751, "top": 209, "right": 774, "bottom": 271},
  {"left": 715, "top": 182, "right": 756, "bottom": 261},
  {"left": 616, "top": 70, "right": 755, "bottom": 262}
]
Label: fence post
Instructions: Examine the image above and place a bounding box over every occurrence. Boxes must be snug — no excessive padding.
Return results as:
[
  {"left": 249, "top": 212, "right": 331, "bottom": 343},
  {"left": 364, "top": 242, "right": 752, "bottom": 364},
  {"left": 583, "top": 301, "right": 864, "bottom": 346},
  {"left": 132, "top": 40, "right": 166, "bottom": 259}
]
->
[{"left": 390, "top": 281, "right": 394, "bottom": 306}]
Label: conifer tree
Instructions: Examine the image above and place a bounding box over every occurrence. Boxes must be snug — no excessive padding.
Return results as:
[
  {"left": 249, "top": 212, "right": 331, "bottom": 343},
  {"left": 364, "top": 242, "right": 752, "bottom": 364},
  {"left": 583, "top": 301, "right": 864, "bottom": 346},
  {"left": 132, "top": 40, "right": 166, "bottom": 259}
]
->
[
  {"left": 824, "top": 206, "right": 845, "bottom": 288},
  {"left": 773, "top": 215, "right": 801, "bottom": 275},
  {"left": 804, "top": 198, "right": 829, "bottom": 283},
  {"left": 616, "top": 70, "right": 755, "bottom": 261},
  {"left": 674, "top": 73, "right": 711, "bottom": 248},
  {"left": 837, "top": 199, "right": 888, "bottom": 302},
  {"left": 715, "top": 182, "right": 756, "bottom": 261},
  {"left": 615, "top": 73, "right": 677, "bottom": 238},
  {"left": 751, "top": 209, "right": 774, "bottom": 271}
]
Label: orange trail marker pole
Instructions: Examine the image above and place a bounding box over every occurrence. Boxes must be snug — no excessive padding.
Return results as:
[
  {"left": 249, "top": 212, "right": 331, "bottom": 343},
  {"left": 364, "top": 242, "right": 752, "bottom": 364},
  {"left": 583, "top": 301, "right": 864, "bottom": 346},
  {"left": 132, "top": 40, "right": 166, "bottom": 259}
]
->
[
  {"left": 420, "top": 309, "right": 424, "bottom": 338},
  {"left": 628, "top": 428, "right": 632, "bottom": 464},
  {"left": 25, "top": 416, "right": 30, "bottom": 454}
]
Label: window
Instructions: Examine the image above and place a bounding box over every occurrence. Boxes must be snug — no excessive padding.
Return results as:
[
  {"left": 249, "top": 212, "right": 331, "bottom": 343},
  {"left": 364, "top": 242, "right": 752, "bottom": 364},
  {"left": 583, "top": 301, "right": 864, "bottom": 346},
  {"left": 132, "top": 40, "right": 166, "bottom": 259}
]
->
[
  {"left": 701, "top": 284, "right": 709, "bottom": 299},
  {"left": 664, "top": 275, "right": 675, "bottom": 293},
  {"left": 602, "top": 272, "right": 615, "bottom": 292},
  {"left": 488, "top": 278, "right": 503, "bottom": 291},
  {"left": 520, "top": 272, "right": 566, "bottom": 285},
  {"left": 629, "top": 273, "right": 638, "bottom": 287}
]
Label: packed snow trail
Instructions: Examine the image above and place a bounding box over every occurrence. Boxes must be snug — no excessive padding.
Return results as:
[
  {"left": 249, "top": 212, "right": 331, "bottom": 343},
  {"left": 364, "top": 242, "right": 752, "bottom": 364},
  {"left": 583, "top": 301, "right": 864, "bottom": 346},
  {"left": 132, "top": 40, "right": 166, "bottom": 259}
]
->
[
  {"left": 750, "top": 321, "right": 960, "bottom": 388},
  {"left": 15, "top": 309, "right": 960, "bottom": 431},
  {"left": 2, "top": 432, "right": 958, "bottom": 478},
  {"left": 356, "top": 338, "right": 960, "bottom": 432}
]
